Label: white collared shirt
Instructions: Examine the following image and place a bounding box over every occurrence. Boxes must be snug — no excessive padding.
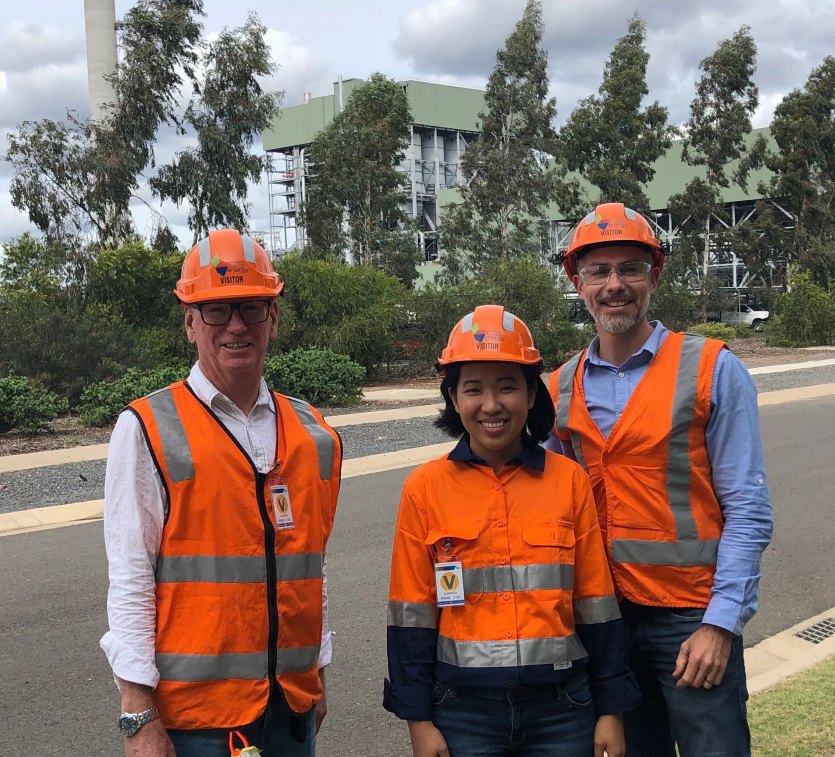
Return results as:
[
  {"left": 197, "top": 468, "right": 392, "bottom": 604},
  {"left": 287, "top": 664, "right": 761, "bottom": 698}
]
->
[{"left": 100, "top": 363, "right": 333, "bottom": 688}]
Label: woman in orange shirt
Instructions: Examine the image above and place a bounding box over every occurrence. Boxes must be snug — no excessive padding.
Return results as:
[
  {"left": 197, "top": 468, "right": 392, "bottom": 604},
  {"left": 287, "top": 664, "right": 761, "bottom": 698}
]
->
[{"left": 384, "top": 305, "right": 639, "bottom": 757}]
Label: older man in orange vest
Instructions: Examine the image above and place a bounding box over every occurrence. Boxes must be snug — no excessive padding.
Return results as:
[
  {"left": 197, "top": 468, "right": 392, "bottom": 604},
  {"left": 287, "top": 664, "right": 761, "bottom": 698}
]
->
[
  {"left": 547, "top": 204, "right": 773, "bottom": 757},
  {"left": 101, "top": 231, "right": 342, "bottom": 756}
]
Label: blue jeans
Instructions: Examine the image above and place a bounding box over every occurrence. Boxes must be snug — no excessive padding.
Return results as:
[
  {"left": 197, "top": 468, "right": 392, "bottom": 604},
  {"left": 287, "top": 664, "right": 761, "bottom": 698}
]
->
[
  {"left": 168, "top": 691, "right": 316, "bottom": 757},
  {"left": 431, "top": 672, "right": 596, "bottom": 756},
  {"left": 620, "top": 600, "right": 750, "bottom": 757}
]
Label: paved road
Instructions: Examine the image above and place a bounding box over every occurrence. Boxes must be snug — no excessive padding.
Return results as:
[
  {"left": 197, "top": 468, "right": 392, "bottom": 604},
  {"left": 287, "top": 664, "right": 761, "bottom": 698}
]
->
[{"left": 1, "top": 395, "right": 835, "bottom": 756}]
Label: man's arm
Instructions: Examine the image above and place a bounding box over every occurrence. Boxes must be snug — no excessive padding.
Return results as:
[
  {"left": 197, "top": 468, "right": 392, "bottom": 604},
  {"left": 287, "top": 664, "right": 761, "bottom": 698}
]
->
[
  {"left": 100, "top": 411, "right": 169, "bottom": 750},
  {"left": 675, "top": 351, "right": 773, "bottom": 688},
  {"left": 704, "top": 351, "right": 773, "bottom": 634}
]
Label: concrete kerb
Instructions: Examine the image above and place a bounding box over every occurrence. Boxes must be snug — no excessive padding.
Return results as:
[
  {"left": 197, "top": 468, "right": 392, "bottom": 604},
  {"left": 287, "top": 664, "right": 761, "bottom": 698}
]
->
[{"left": 746, "top": 606, "right": 835, "bottom": 695}]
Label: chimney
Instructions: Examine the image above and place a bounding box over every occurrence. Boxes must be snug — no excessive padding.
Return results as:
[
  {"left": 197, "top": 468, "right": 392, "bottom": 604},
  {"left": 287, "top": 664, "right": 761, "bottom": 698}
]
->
[{"left": 303, "top": 91, "right": 311, "bottom": 104}]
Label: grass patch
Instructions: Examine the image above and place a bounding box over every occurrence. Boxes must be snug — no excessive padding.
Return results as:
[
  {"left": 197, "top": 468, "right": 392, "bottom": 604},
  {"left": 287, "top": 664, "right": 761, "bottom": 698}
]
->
[{"left": 750, "top": 654, "right": 835, "bottom": 756}]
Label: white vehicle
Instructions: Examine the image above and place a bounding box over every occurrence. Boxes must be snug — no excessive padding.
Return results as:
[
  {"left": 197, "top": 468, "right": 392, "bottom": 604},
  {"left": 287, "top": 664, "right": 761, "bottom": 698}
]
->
[{"left": 719, "top": 303, "right": 770, "bottom": 331}]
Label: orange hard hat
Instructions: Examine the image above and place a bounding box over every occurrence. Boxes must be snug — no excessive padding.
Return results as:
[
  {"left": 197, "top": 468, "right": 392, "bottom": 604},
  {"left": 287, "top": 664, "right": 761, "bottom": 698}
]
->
[
  {"left": 437, "top": 305, "right": 542, "bottom": 369},
  {"left": 561, "top": 203, "right": 664, "bottom": 279},
  {"left": 174, "top": 229, "right": 284, "bottom": 304}
]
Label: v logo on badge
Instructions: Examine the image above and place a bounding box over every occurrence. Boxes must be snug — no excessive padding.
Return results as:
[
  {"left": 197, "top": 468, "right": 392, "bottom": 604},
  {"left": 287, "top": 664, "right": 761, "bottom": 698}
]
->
[{"left": 441, "top": 573, "right": 459, "bottom": 592}]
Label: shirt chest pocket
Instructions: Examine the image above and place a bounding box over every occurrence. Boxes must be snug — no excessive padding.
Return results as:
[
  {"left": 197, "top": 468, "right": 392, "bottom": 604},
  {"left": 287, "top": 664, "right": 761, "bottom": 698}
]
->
[
  {"left": 522, "top": 522, "right": 576, "bottom": 567},
  {"left": 425, "top": 522, "right": 485, "bottom": 604}
]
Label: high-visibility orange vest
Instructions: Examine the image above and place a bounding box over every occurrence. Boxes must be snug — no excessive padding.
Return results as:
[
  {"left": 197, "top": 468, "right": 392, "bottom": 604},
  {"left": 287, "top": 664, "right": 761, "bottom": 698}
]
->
[
  {"left": 129, "top": 382, "right": 341, "bottom": 730},
  {"left": 549, "top": 332, "right": 725, "bottom": 608},
  {"left": 388, "top": 452, "right": 621, "bottom": 673}
]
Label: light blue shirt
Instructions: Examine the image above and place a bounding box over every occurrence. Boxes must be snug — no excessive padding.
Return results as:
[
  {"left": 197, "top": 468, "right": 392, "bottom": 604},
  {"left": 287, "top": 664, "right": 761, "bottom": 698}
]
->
[{"left": 547, "top": 322, "right": 773, "bottom": 635}]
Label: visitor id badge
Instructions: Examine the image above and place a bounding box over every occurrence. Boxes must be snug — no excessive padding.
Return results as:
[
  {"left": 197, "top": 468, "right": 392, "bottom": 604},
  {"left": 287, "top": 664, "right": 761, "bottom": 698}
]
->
[
  {"left": 435, "top": 562, "right": 465, "bottom": 607},
  {"left": 271, "top": 484, "right": 295, "bottom": 530}
]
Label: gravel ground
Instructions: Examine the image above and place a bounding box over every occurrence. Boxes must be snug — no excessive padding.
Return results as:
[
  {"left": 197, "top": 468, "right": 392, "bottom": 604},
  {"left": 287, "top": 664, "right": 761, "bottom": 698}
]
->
[
  {"left": 1, "top": 358, "right": 834, "bottom": 517},
  {"left": 0, "top": 415, "right": 451, "bottom": 516}
]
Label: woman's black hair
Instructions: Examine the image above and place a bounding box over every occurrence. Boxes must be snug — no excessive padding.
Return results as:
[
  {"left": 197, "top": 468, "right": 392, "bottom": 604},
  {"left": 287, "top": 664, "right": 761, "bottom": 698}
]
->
[{"left": 434, "top": 361, "right": 555, "bottom": 444}]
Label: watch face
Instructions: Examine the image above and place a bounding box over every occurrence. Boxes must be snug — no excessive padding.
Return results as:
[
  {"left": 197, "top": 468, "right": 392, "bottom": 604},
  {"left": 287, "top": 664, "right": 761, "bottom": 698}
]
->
[{"left": 118, "top": 714, "right": 140, "bottom": 737}]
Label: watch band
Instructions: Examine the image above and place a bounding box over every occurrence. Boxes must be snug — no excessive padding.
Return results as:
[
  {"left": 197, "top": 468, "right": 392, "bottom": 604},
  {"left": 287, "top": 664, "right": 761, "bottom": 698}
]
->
[{"left": 118, "top": 706, "right": 159, "bottom": 737}]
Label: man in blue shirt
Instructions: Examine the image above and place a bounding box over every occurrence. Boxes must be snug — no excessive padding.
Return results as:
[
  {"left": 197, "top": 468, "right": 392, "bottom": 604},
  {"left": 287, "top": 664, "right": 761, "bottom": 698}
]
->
[{"left": 546, "top": 203, "right": 773, "bottom": 757}]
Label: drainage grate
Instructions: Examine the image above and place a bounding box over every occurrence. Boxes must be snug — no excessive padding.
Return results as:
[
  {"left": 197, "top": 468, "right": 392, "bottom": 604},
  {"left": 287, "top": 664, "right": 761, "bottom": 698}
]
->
[{"left": 795, "top": 617, "right": 835, "bottom": 644}]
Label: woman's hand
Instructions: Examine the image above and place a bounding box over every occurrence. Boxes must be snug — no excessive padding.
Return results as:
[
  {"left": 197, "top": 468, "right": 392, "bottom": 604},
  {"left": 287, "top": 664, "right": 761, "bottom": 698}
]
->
[
  {"left": 594, "top": 713, "right": 625, "bottom": 757},
  {"left": 408, "top": 720, "right": 450, "bottom": 757}
]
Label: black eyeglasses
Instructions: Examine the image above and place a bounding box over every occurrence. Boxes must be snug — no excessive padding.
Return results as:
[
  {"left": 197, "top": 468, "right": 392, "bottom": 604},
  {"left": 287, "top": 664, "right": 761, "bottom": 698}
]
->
[
  {"left": 191, "top": 300, "right": 271, "bottom": 326},
  {"left": 577, "top": 261, "right": 653, "bottom": 285}
]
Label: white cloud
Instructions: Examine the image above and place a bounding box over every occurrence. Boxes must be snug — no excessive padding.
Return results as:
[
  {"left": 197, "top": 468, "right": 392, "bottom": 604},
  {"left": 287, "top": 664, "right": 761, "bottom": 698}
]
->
[{"left": 0, "top": 22, "right": 83, "bottom": 74}]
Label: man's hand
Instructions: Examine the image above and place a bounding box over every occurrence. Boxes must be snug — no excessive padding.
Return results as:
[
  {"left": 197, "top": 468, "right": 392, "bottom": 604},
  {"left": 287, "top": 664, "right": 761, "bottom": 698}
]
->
[
  {"left": 593, "top": 714, "right": 624, "bottom": 757},
  {"left": 673, "top": 623, "right": 733, "bottom": 689},
  {"left": 316, "top": 668, "right": 328, "bottom": 733},
  {"left": 123, "top": 719, "right": 175, "bottom": 757},
  {"left": 407, "top": 720, "right": 449, "bottom": 757}
]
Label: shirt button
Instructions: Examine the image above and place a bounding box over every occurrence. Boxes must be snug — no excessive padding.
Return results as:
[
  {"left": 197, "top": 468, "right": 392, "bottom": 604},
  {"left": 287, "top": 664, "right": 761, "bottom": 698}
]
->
[
  {"left": 503, "top": 593, "right": 511, "bottom": 601},
  {"left": 618, "top": 371, "right": 625, "bottom": 378},
  {"left": 499, "top": 557, "right": 508, "bottom": 565},
  {"left": 505, "top": 631, "right": 513, "bottom": 638},
  {"left": 507, "top": 678, "right": 516, "bottom": 686},
  {"left": 496, "top": 520, "right": 505, "bottom": 527},
  {"left": 494, "top": 483, "right": 501, "bottom": 491}
]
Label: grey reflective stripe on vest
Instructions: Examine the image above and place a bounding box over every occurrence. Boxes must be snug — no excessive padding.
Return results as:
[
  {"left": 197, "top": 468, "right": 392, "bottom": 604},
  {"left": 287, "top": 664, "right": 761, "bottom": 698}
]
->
[
  {"left": 665, "top": 334, "right": 705, "bottom": 541},
  {"left": 555, "top": 352, "right": 586, "bottom": 469},
  {"left": 198, "top": 236, "right": 212, "bottom": 267},
  {"left": 286, "top": 397, "right": 336, "bottom": 480},
  {"left": 612, "top": 538, "right": 719, "bottom": 566},
  {"left": 157, "top": 645, "right": 319, "bottom": 682},
  {"left": 463, "top": 563, "right": 573, "bottom": 594},
  {"left": 155, "top": 552, "right": 322, "bottom": 583},
  {"left": 573, "top": 595, "right": 621, "bottom": 624},
  {"left": 146, "top": 388, "right": 194, "bottom": 482},
  {"left": 387, "top": 600, "right": 438, "bottom": 629},
  {"left": 436, "top": 634, "right": 587, "bottom": 669},
  {"left": 241, "top": 235, "right": 257, "bottom": 263}
]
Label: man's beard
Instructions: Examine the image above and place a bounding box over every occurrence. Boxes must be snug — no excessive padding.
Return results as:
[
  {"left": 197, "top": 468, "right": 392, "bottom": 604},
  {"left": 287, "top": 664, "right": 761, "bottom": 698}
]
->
[{"left": 589, "top": 291, "right": 650, "bottom": 334}]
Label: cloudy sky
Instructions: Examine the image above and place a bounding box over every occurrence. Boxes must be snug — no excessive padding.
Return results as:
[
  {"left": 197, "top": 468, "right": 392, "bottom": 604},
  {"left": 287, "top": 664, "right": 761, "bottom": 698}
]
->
[{"left": 1, "top": 0, "right": 833, "bottom": 247}]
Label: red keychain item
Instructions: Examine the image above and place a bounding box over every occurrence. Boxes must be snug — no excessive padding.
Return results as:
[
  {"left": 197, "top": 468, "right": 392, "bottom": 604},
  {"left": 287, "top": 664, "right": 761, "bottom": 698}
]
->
[{"left": 229, "top": 729, "right": 261, "bottom": 755}]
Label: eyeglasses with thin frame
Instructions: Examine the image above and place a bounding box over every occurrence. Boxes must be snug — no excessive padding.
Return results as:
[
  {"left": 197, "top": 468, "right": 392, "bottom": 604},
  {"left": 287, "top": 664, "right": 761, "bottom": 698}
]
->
[
  {"left": 577, "top": 261, "right": 653, "bottom": 285},
  {"left": 191, "top": 300, "right": 271, "bottom": 326}
]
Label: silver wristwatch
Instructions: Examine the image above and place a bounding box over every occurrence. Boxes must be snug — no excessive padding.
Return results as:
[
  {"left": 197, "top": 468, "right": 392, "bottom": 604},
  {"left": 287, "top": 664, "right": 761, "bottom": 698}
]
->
[{"left": 118, "top": 706, "right": 160, "bottom": 737}]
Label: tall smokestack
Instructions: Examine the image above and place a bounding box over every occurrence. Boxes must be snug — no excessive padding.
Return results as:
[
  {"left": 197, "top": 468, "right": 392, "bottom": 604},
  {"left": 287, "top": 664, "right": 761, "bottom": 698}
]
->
[{"left": 84, "top": 0, "right": 118, "bottom": 121}]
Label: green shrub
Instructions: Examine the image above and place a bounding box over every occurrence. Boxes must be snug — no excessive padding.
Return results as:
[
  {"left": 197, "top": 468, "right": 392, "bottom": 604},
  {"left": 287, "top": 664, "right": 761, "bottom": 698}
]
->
[
  {"left": 275, "top": 256, "right": 407, "bottom": 370},
  {"left": 78, "top": 366, "right": 189, "bottom": 426},
  {"left": 766, "top": 273, "right": 835, "bottom": 347},
  {"left": 687, "top": 322, "right": 738, "bottom": 341},
  {"left": 264, "top": 348, "right": 365, "bottom": 407},
  {"left": 0, "top": 374, "right": 69, "bottom": 434}
]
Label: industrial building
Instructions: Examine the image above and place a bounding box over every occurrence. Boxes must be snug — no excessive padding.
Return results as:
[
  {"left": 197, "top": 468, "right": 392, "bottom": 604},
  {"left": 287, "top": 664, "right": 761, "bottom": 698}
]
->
[
  {"left": 262, "top": 78, "right": 787, "bottom": 291},
  {"left": 262, "top": 78, "right": 485, "bottom": 262}
]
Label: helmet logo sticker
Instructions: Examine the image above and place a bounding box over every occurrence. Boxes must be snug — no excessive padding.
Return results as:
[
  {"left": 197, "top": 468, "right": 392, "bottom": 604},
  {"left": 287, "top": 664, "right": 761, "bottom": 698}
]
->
[
  {"left": 597, "top": 215, "right": 627, "bottom": 237},
  {"left": 211, "top": 255, "right": 228, "bottom": 276},
  {"left": 212, "top": 255, "right": 248, "bottom": 284},
  {"left": 470, "top": 322, "right": 504, "bottom": 351}
]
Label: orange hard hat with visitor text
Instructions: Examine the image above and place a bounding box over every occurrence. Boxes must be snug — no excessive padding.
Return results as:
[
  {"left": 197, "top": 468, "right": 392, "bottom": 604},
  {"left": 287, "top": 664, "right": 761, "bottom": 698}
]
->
[
  {"left": 437, "top": 305, "right": 542, "bottom": 369},
  {"left": 175, "top": 229, "right": 283, "bottom": 304},
  {"left": 561, "top": 202, "right": 665, "bottom": 279}
]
